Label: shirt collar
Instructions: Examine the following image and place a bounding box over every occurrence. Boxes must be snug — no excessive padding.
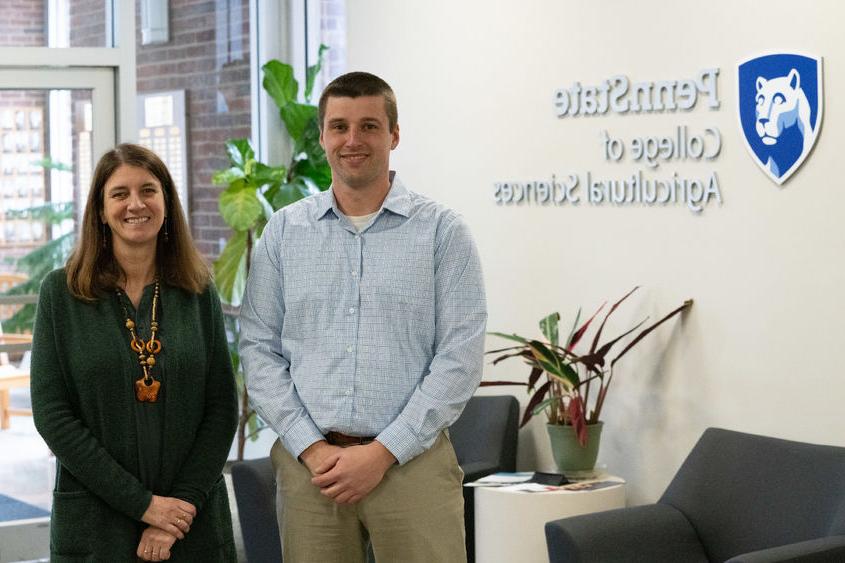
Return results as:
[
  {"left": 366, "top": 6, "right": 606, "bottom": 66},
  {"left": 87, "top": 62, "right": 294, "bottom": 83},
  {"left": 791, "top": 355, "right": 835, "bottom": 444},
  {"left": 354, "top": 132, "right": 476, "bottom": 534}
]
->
[{"left": 314, "top": 171, "right": 412, "bottom": 221}]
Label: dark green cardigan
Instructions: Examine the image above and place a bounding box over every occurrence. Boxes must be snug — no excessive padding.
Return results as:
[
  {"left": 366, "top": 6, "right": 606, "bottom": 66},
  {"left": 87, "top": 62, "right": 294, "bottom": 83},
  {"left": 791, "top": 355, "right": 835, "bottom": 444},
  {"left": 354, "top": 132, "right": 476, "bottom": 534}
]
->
[{"left": 31, "top": 269, "right": 238, "bottom": 562}]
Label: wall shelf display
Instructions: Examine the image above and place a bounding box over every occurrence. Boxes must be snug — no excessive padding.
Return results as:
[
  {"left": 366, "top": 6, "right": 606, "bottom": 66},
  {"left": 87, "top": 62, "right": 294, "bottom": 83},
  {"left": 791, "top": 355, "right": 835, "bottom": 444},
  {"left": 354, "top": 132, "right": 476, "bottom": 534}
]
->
[
  {"left": 0, "top": 105, "right": 46, "bottom": 248},
  {"left": 137, "top": 90, "right": 188, "bottom": 222}
]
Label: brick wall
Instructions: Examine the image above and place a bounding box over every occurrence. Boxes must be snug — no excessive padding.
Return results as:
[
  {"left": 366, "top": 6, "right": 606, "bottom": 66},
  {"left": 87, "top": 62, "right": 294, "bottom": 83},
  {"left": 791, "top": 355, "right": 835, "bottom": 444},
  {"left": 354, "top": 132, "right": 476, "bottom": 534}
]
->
[
  {"left": 135, "top": 0, "right": 251, "bottom": 258},
  {"left": 67, "top": 0, "right": 251, "bottom": 259},
  {"left": 69, "top": 0, "right": 106, "bottom": 46},
  {"left": 0, "top": 0, "right": 45, "bottom": 47},
  {"left": 69, "top": 1, "right": 106, "bottom": 223},
  {"left": 0, "top": 3, "right": 46, "bottom": 270},
  {"left": 3, "top": 2, "right": 346, "bottom": 265}
]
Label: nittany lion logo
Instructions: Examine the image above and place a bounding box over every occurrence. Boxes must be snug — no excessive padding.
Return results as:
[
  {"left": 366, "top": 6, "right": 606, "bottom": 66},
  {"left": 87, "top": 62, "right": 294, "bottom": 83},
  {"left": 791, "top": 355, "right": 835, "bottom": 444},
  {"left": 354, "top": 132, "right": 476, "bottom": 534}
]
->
[{"left": 738, "top": 53, "right": 823, "bottom": 185}]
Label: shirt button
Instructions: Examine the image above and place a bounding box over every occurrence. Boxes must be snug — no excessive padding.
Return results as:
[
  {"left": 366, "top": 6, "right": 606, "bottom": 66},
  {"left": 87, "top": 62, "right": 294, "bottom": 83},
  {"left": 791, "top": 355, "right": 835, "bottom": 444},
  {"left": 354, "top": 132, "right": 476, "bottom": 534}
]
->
[
  {"left": 348, "top": 307, "right": 355, "bottom": 314},
  {"left": 351, "top": 270, "right": 357, "bottom": 276},
  {"left": 345, "top": 389, "right": 352, "bottom": 396},
  {"left": 346, "top": 345, "right": 353, "bottom": 353}
]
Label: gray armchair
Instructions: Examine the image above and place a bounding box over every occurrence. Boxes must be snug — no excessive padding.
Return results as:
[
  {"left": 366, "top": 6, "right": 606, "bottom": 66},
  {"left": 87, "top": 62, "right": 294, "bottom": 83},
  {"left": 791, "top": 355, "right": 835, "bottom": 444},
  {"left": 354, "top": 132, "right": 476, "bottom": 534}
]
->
[
  {"left": 231, "top": 394, "right": 519, "bottom": 563},
  {"left": 230, "top": 457, "right": 279, "bottom": 563},
  {"left": 545, "top": 427, "right": 845, "bottom": 563}
]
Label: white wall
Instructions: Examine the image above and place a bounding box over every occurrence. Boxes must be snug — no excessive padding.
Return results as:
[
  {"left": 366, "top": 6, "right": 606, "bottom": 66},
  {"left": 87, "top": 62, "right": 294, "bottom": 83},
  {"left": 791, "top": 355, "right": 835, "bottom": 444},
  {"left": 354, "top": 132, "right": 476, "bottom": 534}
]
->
[{"left": 346, "top": 0, "right": 844, "bottom": 504}]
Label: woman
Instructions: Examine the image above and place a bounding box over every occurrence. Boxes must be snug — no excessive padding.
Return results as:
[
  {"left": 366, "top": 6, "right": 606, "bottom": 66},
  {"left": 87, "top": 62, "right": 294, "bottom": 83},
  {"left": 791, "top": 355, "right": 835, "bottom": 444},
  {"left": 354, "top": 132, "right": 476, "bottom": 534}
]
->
[{"left": 31, "top": 144, "right": 238, "bottom": 562}]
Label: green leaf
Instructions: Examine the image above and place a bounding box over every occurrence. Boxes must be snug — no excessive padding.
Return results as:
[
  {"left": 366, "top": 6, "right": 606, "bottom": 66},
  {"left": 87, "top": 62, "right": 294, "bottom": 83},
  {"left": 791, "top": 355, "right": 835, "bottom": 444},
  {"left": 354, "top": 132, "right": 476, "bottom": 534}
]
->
[
  {"left": 488, "top": 332, "right": 529, "bottom": 344},
  {"left": 527, "top": 340, "right": 561, "bottom": 370},
  {"left": 233, "top": 369, "right": 245, "bottom": 395},
  {"left": 545, "top": 363, "right": 579, "bottom": 390},
  {"left": 212, "top": 167, "right": 245, "bottom": 186},
  {"left": 31, "top": 156, "right": 72, "bottom": 172},
  {"left": 294, "top": 114, "right": 325, "bottom": 155},
  {"left": 539, "top": 312, "right": 560, "bottom": 347},
  {"left": 3, "top": 231, "right": 75, "bottom": 333},
  {"left": 254, "top": 189, "right": 275, "bottom": 221},
  {"left": 304, "top": 44, "right": 329, "bottom": 103},
  {"left": 251, "top": 162, "right": 287, "bottom": 188},
  {"left": 561, "top": 363, "right": 580, "bottom": 386},
  {"left": 281, "top": 103, "right": 318, "bottom": 143},
  {"left": 219, "top": 186, "right": 263, "bottom": 231},
  {"left": 537, "top": 358, "right": 574, "bottom": 389},
  {"left": 17, "top": 232, "right": 74, "bottom": 275},
  {"left": 213, "top": 232, "right": 248, "bottom": 306},
  {"left": 292, "top": 157, "right": 332, "bottom": 190},
  {"left": 272, "top": 180, "right": 313, "bottom": 209},
  {"left": 1, "top": 303, "right": 36, "bottom": 334},
  {"left": 532, "top": 396, "right": 562, "bottom": 416},
  {"left": 262, "top": 60, "right": 298, "bottom": 110},
  {"left": 225, "top": 139, "right": 254, "bottom": 168},
  {"left": 296, "top": 177, "right": 320, "bottom": 198},
  {"left": 2, "top": 202, "right": 74, "bottom": 224},
  {"left": 253, "top": 216, "right": 268, "bottom": 238},
  {"left": 246, "top": 410, "right": 259, "bottom": 440}
]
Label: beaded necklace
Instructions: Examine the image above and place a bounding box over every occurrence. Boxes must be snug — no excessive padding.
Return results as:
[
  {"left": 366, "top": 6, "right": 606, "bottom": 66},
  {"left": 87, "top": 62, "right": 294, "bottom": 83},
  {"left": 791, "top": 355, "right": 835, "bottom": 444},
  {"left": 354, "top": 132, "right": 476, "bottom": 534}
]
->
[{"left": 116, "top": 280, "right": 162, "bottom": 403}]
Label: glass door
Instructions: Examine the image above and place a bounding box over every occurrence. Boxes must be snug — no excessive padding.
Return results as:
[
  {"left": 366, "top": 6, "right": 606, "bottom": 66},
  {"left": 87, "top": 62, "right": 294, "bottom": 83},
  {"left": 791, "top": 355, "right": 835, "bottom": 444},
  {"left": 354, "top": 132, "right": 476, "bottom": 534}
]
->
[{"left": 0, "top": 67, "right": 114, "bottom": 268}]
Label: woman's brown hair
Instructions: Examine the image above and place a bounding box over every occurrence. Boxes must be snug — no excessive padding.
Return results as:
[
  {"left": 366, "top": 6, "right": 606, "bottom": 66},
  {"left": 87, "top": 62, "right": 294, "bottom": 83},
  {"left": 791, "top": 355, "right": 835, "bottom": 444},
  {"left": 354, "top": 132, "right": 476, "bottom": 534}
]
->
[{"left": 66, "top": 143, "right": 209, "bottom": 300}]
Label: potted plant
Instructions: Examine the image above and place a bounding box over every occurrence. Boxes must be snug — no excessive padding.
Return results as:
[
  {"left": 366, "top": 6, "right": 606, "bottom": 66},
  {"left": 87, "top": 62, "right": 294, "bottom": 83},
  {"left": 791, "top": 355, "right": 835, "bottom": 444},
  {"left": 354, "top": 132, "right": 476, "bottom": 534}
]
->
[
  {"left": 214, "top": 47, "right": 331, "bottom": 459},
  {"left": 485, "top": 287, "right": 692, "bottom": 473}
]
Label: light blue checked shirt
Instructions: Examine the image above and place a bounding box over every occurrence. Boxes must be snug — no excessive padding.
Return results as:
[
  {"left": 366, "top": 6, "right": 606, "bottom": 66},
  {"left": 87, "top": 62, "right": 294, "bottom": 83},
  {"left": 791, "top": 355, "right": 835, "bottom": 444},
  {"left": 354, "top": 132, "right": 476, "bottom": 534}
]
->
[{"left": 239, "top": 173, "right": 487, "bottom": 464}]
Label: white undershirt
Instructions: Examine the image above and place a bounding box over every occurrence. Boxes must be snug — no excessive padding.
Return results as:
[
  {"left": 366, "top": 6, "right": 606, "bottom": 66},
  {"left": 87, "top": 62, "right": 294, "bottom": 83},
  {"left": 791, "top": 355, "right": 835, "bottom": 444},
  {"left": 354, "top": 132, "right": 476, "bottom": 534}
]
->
[{"left": 347, "top": 211, "right": 379, "bottom": 232}]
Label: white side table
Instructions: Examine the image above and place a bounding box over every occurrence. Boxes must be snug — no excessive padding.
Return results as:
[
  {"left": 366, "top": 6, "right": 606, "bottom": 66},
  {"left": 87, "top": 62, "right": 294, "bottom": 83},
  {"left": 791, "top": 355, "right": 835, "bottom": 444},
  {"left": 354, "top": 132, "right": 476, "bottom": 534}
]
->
[{"left": 474, "top": 475, "right": 625, "bottom": 563}]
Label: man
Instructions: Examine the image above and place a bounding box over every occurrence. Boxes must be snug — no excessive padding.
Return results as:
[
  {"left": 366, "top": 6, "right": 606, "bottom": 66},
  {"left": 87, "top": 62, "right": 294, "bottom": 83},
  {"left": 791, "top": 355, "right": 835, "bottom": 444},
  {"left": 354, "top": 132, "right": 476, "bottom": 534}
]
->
[{"left": 239, "top": 71, "right": 486, "bottom": 562}]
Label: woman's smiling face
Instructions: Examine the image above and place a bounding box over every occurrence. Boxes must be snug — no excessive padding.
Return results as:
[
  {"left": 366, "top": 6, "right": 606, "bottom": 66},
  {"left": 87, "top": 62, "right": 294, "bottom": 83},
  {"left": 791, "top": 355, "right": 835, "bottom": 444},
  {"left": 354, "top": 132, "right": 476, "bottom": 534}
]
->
[{"left": 101, "top": 164, "right": 166, "bottom": 253}]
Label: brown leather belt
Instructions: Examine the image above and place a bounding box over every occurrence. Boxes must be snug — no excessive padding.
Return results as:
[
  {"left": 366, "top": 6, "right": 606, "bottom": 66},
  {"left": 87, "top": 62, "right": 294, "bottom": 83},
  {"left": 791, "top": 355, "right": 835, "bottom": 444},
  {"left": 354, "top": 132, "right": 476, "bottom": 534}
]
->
[{"left": 325, "top": 431, "right": 376, "bottom": 447}]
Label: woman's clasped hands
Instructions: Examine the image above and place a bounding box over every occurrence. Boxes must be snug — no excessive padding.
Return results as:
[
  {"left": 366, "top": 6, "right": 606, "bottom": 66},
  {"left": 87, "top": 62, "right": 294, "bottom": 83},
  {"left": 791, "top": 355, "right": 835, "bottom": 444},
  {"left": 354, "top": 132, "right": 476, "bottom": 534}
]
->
[{"left": 137, "top": 495, "right": 197, "bottom": 561}]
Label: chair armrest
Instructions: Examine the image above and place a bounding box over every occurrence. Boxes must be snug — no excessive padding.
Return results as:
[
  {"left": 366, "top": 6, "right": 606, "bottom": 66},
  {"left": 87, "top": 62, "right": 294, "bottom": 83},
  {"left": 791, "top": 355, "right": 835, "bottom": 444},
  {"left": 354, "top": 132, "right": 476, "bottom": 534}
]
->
[
  {"left": 725, "top": 536, "right": 845, "bottom": 563},
  {"left": 230, "top": 458, "right": 282, "bottom": 563},
  {"left": 545, "top": 503, "right": 709, "bottom": 563}
]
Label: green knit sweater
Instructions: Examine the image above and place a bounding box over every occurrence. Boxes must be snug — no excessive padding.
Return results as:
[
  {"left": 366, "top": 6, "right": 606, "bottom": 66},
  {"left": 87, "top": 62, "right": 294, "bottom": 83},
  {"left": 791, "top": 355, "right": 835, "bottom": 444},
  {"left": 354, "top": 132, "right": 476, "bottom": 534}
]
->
[{"left": 31, "top": 269, "right": 238, "bottom": 562}]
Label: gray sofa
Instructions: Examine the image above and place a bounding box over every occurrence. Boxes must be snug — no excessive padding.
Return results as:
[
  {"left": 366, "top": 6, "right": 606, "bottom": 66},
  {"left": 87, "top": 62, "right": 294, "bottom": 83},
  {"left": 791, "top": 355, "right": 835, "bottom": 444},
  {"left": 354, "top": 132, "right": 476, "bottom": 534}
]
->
[
  {"left": 545, "top": 427, "right": 845, "bottom": 563},
  {"left": 231, "top": 394, "right": 519, "bottom": 563}
]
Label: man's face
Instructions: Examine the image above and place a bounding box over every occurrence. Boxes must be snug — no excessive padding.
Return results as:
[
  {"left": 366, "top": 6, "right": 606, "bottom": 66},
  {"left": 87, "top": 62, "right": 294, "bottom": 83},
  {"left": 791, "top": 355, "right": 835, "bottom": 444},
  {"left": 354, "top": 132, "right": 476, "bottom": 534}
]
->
[{"left": 319, "top": 95, "right": 399, "bottom": 191}]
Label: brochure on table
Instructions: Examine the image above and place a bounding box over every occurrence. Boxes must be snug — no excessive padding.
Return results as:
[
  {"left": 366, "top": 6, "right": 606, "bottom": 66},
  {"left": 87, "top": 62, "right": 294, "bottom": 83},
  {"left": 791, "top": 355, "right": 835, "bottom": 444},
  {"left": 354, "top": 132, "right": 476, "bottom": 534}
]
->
[{"left": 466, "top": 472, "right": 623, "bottom": 493}]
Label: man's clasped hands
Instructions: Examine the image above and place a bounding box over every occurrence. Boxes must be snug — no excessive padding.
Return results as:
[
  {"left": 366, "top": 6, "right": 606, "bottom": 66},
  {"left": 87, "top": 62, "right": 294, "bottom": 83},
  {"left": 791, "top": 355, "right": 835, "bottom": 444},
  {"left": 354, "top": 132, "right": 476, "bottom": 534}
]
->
[{"left": 134, "top": 440, "right": 395, "bottom": 560}]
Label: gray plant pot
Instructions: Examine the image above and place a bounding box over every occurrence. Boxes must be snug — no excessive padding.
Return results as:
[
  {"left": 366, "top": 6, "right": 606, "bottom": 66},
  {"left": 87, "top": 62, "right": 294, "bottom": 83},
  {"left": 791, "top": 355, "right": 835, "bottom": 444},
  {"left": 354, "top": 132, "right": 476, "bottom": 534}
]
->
[{"left": 546, "top": 422, "right": 603, "bottom": 472}]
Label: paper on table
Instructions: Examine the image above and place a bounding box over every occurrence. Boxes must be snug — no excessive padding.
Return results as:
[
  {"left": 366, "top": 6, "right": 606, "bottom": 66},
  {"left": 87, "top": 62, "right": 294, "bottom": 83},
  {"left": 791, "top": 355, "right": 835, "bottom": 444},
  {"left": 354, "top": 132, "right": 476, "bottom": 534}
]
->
[
  {"left": 464, "top": 472, "right": 534, "bottom": 487},
  {"left": 500, "top": 480, "right": 623, "bottom": 493}
]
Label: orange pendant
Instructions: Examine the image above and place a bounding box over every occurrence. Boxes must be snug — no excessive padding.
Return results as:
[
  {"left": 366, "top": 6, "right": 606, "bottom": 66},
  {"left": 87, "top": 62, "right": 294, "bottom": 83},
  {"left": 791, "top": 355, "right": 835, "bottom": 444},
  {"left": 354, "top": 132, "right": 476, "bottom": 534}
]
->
[{"left": 135, "top": 377, "right": 161, "bottom": 403}]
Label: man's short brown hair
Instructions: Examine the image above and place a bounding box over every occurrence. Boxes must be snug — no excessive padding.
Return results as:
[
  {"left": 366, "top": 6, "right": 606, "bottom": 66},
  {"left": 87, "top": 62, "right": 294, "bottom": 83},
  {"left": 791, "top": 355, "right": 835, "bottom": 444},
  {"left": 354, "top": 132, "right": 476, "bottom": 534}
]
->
[{"left": 318, "top": 71, "right": 398, "bottom": 132}]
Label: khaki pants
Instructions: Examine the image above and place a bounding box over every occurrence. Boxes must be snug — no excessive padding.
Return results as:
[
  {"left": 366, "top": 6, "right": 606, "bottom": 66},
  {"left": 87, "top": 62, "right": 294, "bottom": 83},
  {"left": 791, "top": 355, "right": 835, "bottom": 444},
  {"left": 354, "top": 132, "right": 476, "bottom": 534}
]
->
[{"left": 271, "top": 432, "right": 466, "bottom": 563}]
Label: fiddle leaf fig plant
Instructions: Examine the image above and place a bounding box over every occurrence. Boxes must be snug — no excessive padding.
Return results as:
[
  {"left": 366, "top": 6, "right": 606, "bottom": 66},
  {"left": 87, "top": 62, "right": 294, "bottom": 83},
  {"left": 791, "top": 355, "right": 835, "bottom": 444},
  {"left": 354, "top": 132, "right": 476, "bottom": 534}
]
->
[
  {"left": 214, "top": 51, "right": 330, "bottom": 306},
  {"left": 214, "top": 47, "right": 331, "bottom": 458},
  {"left": 485, "top": 287, "right": 693, "bottom": 446}
]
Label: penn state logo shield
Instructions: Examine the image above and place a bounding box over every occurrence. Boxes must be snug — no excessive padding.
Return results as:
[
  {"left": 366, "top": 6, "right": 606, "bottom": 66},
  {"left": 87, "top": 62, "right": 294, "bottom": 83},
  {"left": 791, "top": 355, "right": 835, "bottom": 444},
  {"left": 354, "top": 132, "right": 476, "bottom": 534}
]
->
[{"left": 737, "top": 53, "right": 823, "bottom": 185}]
